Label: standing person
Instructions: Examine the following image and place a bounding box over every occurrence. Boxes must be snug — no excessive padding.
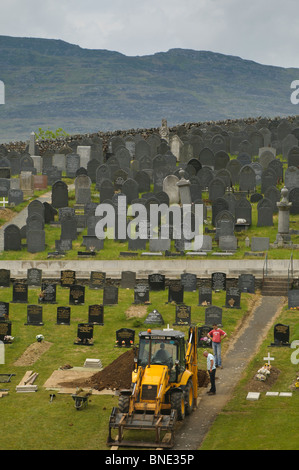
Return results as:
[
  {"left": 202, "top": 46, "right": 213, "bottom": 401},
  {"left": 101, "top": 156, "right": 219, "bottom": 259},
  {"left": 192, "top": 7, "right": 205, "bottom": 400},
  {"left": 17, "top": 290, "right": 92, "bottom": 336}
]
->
[
  {"left": 203, "top": 350, "right": 216, "bottom": 395},
  {"left": 208, "top": 324, "right": 227, "bottom": 369}
]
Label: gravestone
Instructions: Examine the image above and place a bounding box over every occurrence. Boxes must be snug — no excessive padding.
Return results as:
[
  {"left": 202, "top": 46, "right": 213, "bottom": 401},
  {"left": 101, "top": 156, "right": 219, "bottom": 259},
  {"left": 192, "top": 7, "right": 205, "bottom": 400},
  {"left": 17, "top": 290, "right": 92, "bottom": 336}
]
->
[
  {"left": 61, "top": 270, "right": 76, "bottom": 287},
  {"left": 20, "top": 172, "right": 34, "bottom": 197},
  {"left": 121, "top": 271, "right": 136, "bottom": 289},
  {"left": 74, "top": 323, "right": 94, "bottom": 346},
  {"left": 239, "top": 165, "right": 256, "bottom": 191},
  {"left": 27, "top": 268, "right": 42, "bottom": 287},
  {"left": 4, "top": 225, "right": 21, "bottom": 251},
  {"left": 27, "top": 230, "right": 46, "bottom": 253},
  {"left": 52, "top": 181, "right": 68, "bottom": 209},
  {"left": 235, "top": 198, "right": 252, "bottom": 225},
  {"left": 88, "top": 304, "right": 104, "bottom": 325},
  {"left": 66, "top": 153, "right": 80, "bottom": 178},
  {"left": 198, "top": 287, "right": 212, "bottom": 306},
  {"left": 261, "top": 168, "right": 277, "bottom": 194},
  {"left": 270, "top": 323, "right": 290, "bottom": 347},
  {"left": 285, "top": 166, "right": 299, "bottom": 190},
  {"left": 134, "top": 284, "right": 150, "bottom": 304},
  {"left": 168, "top": 283, "right": 184, "bottom": 304},
  {"left": 0, "top": 302, "right": 9, "bottom": 320},
  {"left": 211, "top": 272, "right": 226, "bottom": 291},
  {"left": 257, "top": 198, "right": 273, "bottom": 226},
  {"left": 40, "top": 282, "right": 57, "bottom": 304},
  {"left": 0, "top": 269, "right": 10, "bottom": 287},
  {"left": 12, "top": 282, "right": 28, "bottom": 303},
  {"left": 69, "top": 285, "right": 85, "bottom": 305},
  {"left": 8, "top": 189, "right": 23, "bottom": 206},
  {"left": 103, "top": 286, "right": 118, "bottom": 305},
  {"left": 288, "top": 290, "right": 299, "bottom": 309},
  {"left": 197, "top": 325, "right": 213, "bottom": 348},
  {"left": 180, "top": 273, "right": 197, "bottom": 292},
  {"left": 56, "top": 306, "right": 71, "bottom": 325},
  {"left": 89, "top": 271, "right": 106, "bottom": 289},
  {"left": 0, "top": 321, "right": 12, "bottom": 342},
  {"left": 288, "top": 187, "right": 299, "bottom": 215},
  {"left": 205, "top": 306, "right": 222, "bottom": 327},
  {"left": 75, "top": 174, "right": 91, "bottom": 204},
  {"left": 148, "top": 273, "right": 165, "bottom": 291},
  {"left": 55, "top": 239, "right": 73, "bottom": 252},
  {"left": 174, "top": 304, "right": 191, "bottom": 326},
  {"left": 25, "top": 305, "right": 43, "bottom": 325},
  {"left": 144, "top": 308, "right": 164, "bottom": 325},
  {"left": 251, "top": 237, "right": 270, "bottom": 252},
  {"left": 115, "top": 328, "right": 135, "bottom": 348},
  {"left": 238, "top": 274, "right": 255, "bottom": 293},
  {"left": 225, "top": 287, "right": 241, "bottom": 308},
  {"left": 60, "top": 214, "right": 77, "bottom": 240},
  {"left": 208, "top": 177, "right": 225, "bottom": 202}
]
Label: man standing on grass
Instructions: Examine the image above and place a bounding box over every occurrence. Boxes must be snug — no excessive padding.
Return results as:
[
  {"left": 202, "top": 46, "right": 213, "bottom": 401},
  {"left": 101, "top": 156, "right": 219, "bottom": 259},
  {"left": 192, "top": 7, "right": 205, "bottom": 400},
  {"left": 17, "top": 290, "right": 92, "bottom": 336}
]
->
[
  {"left": 203, "top": 350, "right": 216, "bottom": 395},
  {"left": 208, "top": 323, "right": 227, "bottom": 369}
]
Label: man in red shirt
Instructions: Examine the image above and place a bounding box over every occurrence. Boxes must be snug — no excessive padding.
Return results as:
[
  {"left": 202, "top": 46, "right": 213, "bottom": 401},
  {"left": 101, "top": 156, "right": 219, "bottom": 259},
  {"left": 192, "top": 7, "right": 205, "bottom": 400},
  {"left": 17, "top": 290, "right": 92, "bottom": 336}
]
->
[{"left": 208, "top": 324, "right": 227, "bottom": 368}]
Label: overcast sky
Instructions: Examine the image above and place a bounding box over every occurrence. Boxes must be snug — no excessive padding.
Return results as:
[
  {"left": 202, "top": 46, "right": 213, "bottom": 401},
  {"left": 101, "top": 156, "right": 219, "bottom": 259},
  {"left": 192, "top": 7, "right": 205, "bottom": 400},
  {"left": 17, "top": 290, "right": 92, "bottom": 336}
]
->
[{"left": 1, "top": 0, "right": 299, "bottom": 68}]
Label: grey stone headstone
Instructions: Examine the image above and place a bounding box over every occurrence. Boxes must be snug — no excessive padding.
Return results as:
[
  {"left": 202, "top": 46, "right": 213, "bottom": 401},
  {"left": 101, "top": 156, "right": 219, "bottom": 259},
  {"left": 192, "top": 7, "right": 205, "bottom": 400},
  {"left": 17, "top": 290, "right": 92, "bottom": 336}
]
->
[{"left": 251, "top": 236, "right": 270, "bottom": 251}]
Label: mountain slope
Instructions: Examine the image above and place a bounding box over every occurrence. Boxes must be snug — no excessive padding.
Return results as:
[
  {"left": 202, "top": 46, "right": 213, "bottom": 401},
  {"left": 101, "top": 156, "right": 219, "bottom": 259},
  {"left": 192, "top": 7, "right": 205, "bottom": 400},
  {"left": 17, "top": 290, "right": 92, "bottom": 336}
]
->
[{"left": 0, "top": 35, "right": 298, "bottom": 142}]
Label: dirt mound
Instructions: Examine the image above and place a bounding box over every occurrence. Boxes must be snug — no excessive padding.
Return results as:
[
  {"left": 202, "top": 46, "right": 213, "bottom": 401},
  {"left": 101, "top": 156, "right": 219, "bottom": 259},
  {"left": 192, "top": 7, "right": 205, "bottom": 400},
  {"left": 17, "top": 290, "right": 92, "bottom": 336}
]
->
[
  {"left": 245, "top": 366, "right": 281, "bottom": 392},
  {"left": 14, "top": 341, "right": 52, "bottom": 366}
]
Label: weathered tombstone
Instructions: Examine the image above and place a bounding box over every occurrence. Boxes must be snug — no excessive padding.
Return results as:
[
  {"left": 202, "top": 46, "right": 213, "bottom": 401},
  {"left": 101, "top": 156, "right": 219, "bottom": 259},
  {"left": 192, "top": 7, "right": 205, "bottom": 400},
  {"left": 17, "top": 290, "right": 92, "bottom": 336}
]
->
[
  {"left": 89, "top": 271, "right": 106, "bottom": 289},
  {"left": 88, "top": 304, "right": 104, "bottom": 325},
  {"left": 288, "top": 289, "right": 299, "bottom": 309},
  {"left": 27, "top": 230, "right": 46, "bottom": 253},
  {"left": 69, "top": 285, "right": 85, "bottom": 305},
  {"left": 257, "top": 198, "right": 273, "bottom": 226},
  {"left": 75, "top": 174, "right": 91, "bottom": 204},
  {"left": 52, "top": 181, "right": 68, "bottom": 208},
  {"left": 4, "top": 225, "right": 21, "bottom": 251},
  {"left": 205, "top": 306, "right": 222, "bottom": 327},
  {"left": 180, "top": 273, "right": 197, "bottom": 292},
  {"left": 103, "top": 286, "right": 118, "bottom": 305},
  {"left": 115, "top": 328, "right": 135, "bottom": 348},
  {"left": 235, "top": 198, "right": 252, "bottom": 225},
  {"left": 55, "top": 239, "right": 73, "bottom": 252},
  {"left": 238, "top": 274, "right": 255, "bottom": 293},
  {"left": 27, "top": 268, "right": 42, "bottom": 287},
  {"left": 251, "top": 236, "right": 270, "bottom": 252},
  {"left": 121, "top": 271, "right": 136, "bottom": 289},
  {"left": 270, "top": 323, "right": 290, "bottom": 347},
  {"left": 225, "top": 287, "right": 241, "bottom": 308},
  {"left": 199, "top": 147, "right": 215, "bottom": 168},
  {"left": 239, "top": 165, "right": 256, "bottom": 191},
  {"left": 134, "top": 284, "right": 150, "bottom": 304},
  {"left": 66, "top": 153, "right": 80, "bottom": 178},
  {"left": 148, "top": 273, "right": 165, "bottom": 291},
  {"left": 77, "top": 145, "right": 91, "bottom": 168},
  {"left": 74, "top": 323, "right": 94, "bottom": 346},
  {"left": 12, "top": 281, "right": 28, "bottom": 303},
  {"left": 40, "top": 282, "right": 57, "bottom": 304},
  {"left": 0, "top": 302, "right": 9, "bottom": 320},
  {"left": 144, "top": 308, "right": 164, "bottom": 326},
  {"left": 226, "top": 159, "right": 241, "bottom": 185},
  {"left": 208, "top": 177, "right": 225, "bottom": 202},
  {"left": 285, "top": 166, "right": 299, "bottom": 190},
  {"left": 0, "top": 269, "right": 10, "bottom": 287},
  {"left": 8, "top": 189, "right": 23, "bottom": 206},
  {"left": 60, "top": 270, "right": 76, "bottom": 287},
  {"left": 25, "top": 305, "right": 43, "bottom": 325},
  {"left": 60, "top": 214, "right": 77, "bottom": 240},
  {"left": 56, "top": 306, "right": 71, "bottom": 325},
  {"left": 198, "top": 287, "right": 212, "bottom": 306},
  {"left": 261, "top": 167, "right": 277, "bottom": 194},
  {"left": 289, "top": 187, "right": 299, "bottom": 214},
  {"left": 20, "top": 172, "right": 34, "bottom": 197},
  {"left": 174, "top": 304, "right": 191, "bottom": 326},
  {"left": 168, "top": 282, "right": 184, "bottom": 304},
  {"left": 211, "top": 272, "right": 226, "bottom": 291}
]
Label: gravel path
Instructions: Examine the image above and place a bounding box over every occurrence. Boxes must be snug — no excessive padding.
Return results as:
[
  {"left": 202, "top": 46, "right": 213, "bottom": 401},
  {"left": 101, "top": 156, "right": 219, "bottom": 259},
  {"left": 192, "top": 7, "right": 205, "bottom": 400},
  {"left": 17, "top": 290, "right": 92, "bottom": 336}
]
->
[{"left": 173, "top": 295, "right": 286, "bottom": 450}]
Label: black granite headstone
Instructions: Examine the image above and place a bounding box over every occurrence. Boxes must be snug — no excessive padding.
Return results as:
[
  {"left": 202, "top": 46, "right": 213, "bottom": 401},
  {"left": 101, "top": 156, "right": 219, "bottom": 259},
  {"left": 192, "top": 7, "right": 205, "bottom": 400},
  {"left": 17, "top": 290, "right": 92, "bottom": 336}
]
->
[
  {"left": 134, "top": 284, "right": 150, "bottom": 304},
  {"left": 168, "top": 283, "right": 184, "bottom": 304},
  {"left": 27, "top": 268, "right": 42, "bottom": 287},
  {"left": 103, "top": 286, "right": 118, "bottom": 305},
  {"left": 12, "top": 282, "right": 28, "bottom": 303},
  {"left": 56, "top": 306, "right": 71, "bottom": 325},
  {"left": 0, "top": 301, "right": 9, "bottom": 320},
  {"left": 174, "top": 304, "right": 191, "bottom": 325},
  {"left": 25, "top": 305, "right": 43, "bottom": 325},
  {"left": 205, "top": 306, "right": 222, "bottom": 326},
  {"left": 40, "top": 282, "right": 57, "bottom": 304},
  {"left": 74, "top": 323, "right": 94, "bottom": 345},
  {"left": 148, "top": 273, "right": 165, "bottom": 291},
  {"left": 88, "top": 304, "right": 104, "bottom": 325},
  {"left": 89, "top": 271, "right": 106, "bottom": 289},
  {"left": 0, "top": 321, "right": 12, "bottom": 342},
  {"left": 270, "top": 323, "right": 290, "bottom": 347},
  {"left": 69, "top": 285, "right": 85, "bottom": 305},
  {"left": 115, "top": 328, "right": 135, "bottom": 347},
  {"left": 198, "top": 287, "right": 212, "bottom": 306},
  {"left": 211, "top": 272, "right": 226, "bottom": 291},
  {"left": 0, "top": 269, "right": 10, "bottom": 287},
  {"left": 60, "top": 270, "right": 76, "bottom": 287},
  {"left": 225, "top": 287, "right": 241, "bottom": 309}
]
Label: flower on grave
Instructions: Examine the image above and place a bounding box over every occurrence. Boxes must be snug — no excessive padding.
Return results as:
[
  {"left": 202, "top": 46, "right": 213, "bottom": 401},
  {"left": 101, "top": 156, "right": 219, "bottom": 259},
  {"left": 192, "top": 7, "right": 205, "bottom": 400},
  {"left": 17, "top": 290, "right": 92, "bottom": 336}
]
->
[{"left": 36, "top": 334, "right": 44, "bottom": 342}]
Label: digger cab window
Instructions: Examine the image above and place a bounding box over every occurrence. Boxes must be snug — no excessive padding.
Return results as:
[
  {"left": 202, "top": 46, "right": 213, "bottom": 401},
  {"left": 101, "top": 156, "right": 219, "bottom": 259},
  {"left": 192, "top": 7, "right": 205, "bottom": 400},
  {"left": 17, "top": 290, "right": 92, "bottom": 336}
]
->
[{"left": 138, "top": 338, "right": 177, "bottom": 369}]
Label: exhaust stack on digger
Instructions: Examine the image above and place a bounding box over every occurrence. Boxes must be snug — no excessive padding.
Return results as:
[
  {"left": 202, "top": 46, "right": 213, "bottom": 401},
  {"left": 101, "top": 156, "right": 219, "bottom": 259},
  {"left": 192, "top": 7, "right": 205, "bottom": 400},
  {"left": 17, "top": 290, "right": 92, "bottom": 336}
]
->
[{"left": 107, "top": 325, "right": 198, "bottom": 448}]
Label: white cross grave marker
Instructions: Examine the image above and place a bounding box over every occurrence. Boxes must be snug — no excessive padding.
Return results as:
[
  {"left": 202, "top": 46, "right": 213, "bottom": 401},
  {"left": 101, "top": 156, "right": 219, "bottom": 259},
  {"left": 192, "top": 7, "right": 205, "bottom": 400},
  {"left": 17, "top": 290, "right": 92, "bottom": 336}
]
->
[
  {"left": 0, "top": 197, "right": 8, "bottom": 208},
  {"left": 263, "top": 352, "right": 275, "bottom": 366}
]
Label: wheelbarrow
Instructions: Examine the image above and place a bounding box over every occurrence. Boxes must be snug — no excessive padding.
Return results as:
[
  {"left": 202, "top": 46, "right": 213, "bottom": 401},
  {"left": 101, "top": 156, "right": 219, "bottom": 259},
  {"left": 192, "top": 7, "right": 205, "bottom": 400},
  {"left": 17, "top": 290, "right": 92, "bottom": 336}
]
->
[{"left": 71, "top": 388, "right": 91, "bottom": 410}]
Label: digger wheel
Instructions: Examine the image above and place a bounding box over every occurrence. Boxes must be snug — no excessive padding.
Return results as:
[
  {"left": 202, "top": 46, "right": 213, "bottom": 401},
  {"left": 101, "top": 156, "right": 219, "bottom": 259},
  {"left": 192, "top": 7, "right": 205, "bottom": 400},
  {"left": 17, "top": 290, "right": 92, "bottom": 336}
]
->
[
  {"left": 170, "top": 391, "right": 185, "bottom": 420},
  {"left": 184, "top": 379, "right": 194, "bottom": 415},
  {"left": 118, "top": 394, "right": 130, "bottom": 413}
]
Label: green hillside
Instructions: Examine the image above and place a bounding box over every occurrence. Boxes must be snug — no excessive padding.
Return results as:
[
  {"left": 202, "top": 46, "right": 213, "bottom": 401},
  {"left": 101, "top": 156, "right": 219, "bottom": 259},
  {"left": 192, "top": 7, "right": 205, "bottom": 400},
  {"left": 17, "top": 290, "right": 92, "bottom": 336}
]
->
[{"left": 0, "top": 35, "right": 298, "bottom": 142}]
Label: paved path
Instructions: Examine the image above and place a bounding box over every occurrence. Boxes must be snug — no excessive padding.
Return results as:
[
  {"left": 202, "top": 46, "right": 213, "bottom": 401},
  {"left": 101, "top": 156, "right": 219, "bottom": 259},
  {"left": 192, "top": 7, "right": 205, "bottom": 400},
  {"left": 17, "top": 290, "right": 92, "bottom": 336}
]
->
[{"left": 173, "top": 295, "right": 286, "bottom": 450}]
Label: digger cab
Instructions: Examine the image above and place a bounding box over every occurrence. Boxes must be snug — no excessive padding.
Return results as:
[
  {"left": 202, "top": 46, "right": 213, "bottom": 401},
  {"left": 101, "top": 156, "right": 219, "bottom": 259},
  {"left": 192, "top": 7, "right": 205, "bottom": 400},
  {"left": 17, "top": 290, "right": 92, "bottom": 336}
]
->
[{"left": 137, "top": 329, "right": 186, "bottom": 382}]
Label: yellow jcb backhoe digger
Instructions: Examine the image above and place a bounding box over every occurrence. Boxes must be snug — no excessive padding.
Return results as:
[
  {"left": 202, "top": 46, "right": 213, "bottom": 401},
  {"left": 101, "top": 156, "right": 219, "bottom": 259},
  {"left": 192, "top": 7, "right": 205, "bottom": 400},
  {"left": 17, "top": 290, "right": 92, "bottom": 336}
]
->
[{"left": 107, "top": 325, "right": 198, "bottom": 448}]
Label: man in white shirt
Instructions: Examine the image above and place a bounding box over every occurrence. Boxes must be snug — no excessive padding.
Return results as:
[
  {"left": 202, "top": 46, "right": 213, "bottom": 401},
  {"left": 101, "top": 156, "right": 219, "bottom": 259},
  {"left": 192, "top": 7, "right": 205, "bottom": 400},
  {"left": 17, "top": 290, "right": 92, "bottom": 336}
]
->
[{"left": 203, "top": 350, "right": 216, "bottom": 395}]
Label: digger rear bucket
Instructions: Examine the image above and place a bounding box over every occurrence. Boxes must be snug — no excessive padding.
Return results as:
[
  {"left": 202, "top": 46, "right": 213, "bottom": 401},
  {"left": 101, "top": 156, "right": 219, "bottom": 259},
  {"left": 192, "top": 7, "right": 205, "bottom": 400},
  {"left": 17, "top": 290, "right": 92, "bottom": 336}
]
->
[{"left": 107, "top": 407, "right": 177, "bottom": 448}]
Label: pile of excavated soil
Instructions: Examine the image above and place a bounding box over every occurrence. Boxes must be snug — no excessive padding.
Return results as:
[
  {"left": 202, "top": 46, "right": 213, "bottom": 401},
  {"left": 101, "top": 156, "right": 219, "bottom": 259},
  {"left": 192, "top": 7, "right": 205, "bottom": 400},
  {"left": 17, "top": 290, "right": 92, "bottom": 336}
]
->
[
  {"left": 14, "top": 341, "right": 52, "bottom": 366},
  {"left": 245, "top": 366, "right": 281, "bottom": 393}
]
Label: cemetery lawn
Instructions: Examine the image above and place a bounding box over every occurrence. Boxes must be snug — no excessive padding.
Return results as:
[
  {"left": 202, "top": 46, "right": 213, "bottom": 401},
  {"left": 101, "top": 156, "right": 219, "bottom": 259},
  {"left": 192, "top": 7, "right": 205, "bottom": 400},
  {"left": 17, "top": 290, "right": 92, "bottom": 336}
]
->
[
  {"left": 200, "top": 303, "right": 299, "bottom": 450},
  {"left": 0, "top": 285, "right": 258, "bottom": 450}
]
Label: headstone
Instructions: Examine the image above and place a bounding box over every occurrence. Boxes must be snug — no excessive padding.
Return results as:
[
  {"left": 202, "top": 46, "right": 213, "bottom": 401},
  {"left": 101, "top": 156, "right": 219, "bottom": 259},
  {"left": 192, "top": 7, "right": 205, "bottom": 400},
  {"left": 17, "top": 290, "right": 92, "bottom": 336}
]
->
[
  {"left": 4, "top": 225, "right": 21, "bottom": 251},
  {"left": 168, "top": 282, "right": 184, "bottom": 304},
  {"left": 103, "top": 286, "right": 118, "bottom": 305},
  {"left": 257, "top": 198, "right": 273, "bottom": 226},
  {"left": 27, "top": 230, "right": 46, "bottom": 253},
  {"left": 238, "top": 274, "right": 255, "bottom": 293},
  {"left": 52, "top": 181, "right": 68, "bottom": 209},
  {"left": 239, "top": 165, "right": 256, "bottom": 191},
  {"left": 115, "top": 328, "right": 135, "bottom": 348},
  {"left": 56, "top": 306, "right": 71, "bottom": 325},
  {"left": 121, "top": 271, "right": 136, "bottom": 288},
  {"left": 144, "top": 308, "right": 164, "bottom": 325},
  {"left": 148, "top": 273, "right": 165, "bottom": 291},
  {"left": 0, "top": 302, "right": 9, "bottom": 321},
  {"left": 25, "top": 305, "right": 43, "bottom": 325},
  {"left": 88, "top": 304, "right": 104, "bottom": 325},
  {"left": 74, "top": 323, "right": 94, "bottom": 346},
  {"left": 0, "top": 269, "right": 10, "bottom": 287},
  {"left": 211, "top": 272, "right": 226, "bottom": 291},
  {"left": 8, "top": 189, "right": 23, "bottom": 206},
  {"left": 251, "top": 236, "right": 270, "bottom": 252},
  {"left": 225, "top": 287, "right": 241, "bottom": 308},
  {"left": 174, "top": 304, "right": 191, "bottom": 326},
  {"left": 288, "top": 289, "right": 299, "bottom": 309},
  {"left": 69, "top": 285, "right": 85, "bottom": 305},
  {"left": 66, "top": 153, "right": 80, "bottom": 178},
  {"left": 180, "top": 273, "right": 197, "bottom": 292},
  {"left": 20, "top": 172, "right": 34, "bottom": 197},
  {"left": 60, "top": 270, "right": 76, "bottom": 287},
  {"left": 12, "top": 281, "right": 28, "bottom": 303},
  {"left": 89, "top": 271, "right": 106, "bottom": 289},
  {"left": 270, "top": 323, "right": 290, "bottom": 347},
  {"left": 198, "top": 287, "right": 212, "bottom": 306},
  {"left": 205, "top": 306, "right": 222, "bottom": 327},
  {"left": 27, "top": 268, "right": 42, "bottom": 287},
  {"left": 0, "top": 321, "right": 12, "bottom": 342},
  {"left": 40, "top": 282, "right": 57, "bottom": 304},
  {"left": 134, "top": 284, "right": 150, "bottom": 304}
]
